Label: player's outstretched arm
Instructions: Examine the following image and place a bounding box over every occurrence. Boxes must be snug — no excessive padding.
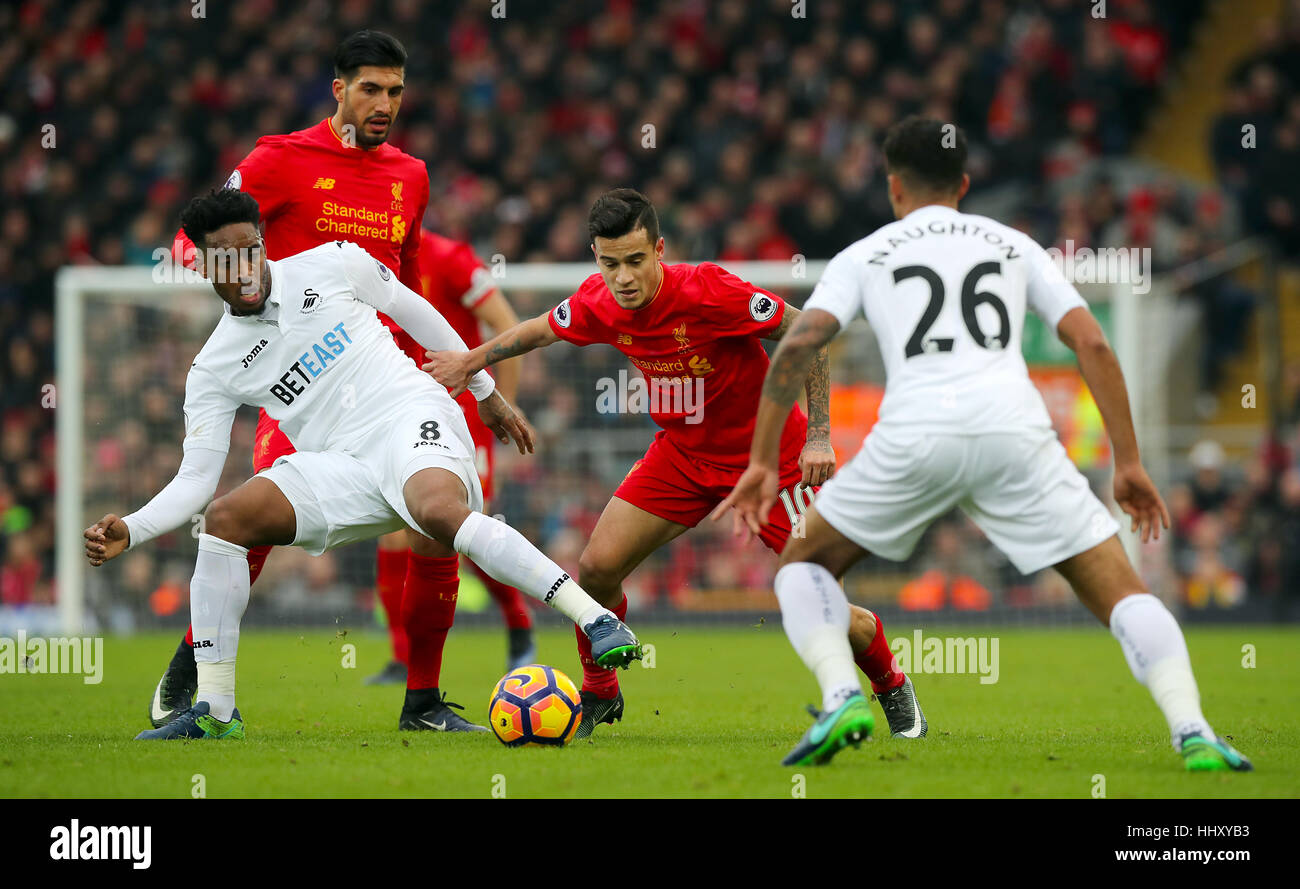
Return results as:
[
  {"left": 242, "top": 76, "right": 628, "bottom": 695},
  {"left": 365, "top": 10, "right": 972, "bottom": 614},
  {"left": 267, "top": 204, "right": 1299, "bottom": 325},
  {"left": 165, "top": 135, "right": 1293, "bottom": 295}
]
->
[
  {"left": 1057, "top": 306, "right": 1171, "bottom": 543},
  {"left": 84, "top": 445, "right": 227, "bottom": 566},
  {"left": 425, "top": 313, "right": 559, "bottom": 398},
  {"left": 713, "top": 308, "right": 842, "bottom": 537},
  {"left": 766, "top": 306, "right": 835, "bottom": 486}
]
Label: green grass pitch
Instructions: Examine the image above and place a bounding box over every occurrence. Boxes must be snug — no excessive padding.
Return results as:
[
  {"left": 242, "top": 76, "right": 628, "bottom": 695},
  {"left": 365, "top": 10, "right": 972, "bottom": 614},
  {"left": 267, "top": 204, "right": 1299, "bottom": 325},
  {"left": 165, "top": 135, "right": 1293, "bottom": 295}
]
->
[{"left": 1, "top": 625, "right": 1296, "bottom": 798}]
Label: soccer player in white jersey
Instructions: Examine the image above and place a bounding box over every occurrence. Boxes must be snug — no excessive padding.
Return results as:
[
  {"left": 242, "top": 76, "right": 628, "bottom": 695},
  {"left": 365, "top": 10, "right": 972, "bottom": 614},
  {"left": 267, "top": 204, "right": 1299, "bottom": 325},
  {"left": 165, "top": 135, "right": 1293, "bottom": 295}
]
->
[
  {"left": 83, "top": 189, "right": 643, "bottom": 740},
  {"left": 716, "top": 117, "right": 1252, "bottom": 772}
]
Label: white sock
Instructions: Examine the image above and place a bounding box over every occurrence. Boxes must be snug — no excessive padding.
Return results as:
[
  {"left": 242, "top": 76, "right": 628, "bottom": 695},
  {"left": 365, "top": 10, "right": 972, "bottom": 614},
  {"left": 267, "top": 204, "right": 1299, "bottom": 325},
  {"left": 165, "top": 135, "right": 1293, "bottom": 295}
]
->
[
  {"left": 453, "top": 511, "right": 611, "bottom": 627},
  {"left": 1109, "top": 593, "right": 1212, "bottom": 746},
  {"left": 191, "top": 533, "right": 250, "bottom": 722},
  {"left": 775, "top": 562, "right": 861, "bottom": 712}
]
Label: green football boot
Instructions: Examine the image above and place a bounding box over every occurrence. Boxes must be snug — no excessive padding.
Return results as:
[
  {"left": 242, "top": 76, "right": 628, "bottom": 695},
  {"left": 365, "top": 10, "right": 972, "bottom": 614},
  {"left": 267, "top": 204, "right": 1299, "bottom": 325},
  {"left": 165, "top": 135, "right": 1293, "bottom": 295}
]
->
[
  {"left": 135, "top": 702, "right": 244, "bottom": 740},
  {"left": 1178, "top": 730, "right": 1253, "bottom": 772},
  {"left": 781, "top": 693, "right": 874, "bottom": 766}
]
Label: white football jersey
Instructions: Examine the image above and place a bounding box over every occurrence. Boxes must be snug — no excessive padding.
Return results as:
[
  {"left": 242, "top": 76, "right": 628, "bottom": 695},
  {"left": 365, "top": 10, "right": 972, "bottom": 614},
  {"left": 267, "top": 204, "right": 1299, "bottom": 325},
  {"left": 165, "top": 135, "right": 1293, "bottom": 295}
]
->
[
  {"left": 806, "top": 204, "right": 1086, "bottom": 435},
  {"left": 182, "top": 240, "right": 457, "bottom": 457}
]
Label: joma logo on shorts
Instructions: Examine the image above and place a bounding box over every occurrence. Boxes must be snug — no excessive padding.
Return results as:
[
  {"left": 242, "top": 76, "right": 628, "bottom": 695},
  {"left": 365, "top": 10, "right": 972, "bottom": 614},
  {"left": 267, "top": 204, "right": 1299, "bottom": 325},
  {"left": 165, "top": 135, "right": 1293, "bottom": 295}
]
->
[
  {"left": 190, "top": 640, "right": 213, "bottom": 649},
  {"left": 241, "top": 339, "right": 269, "bottom": 369},
  {"left": 544, "top": 572, "right": 570, "bottom": 603}
]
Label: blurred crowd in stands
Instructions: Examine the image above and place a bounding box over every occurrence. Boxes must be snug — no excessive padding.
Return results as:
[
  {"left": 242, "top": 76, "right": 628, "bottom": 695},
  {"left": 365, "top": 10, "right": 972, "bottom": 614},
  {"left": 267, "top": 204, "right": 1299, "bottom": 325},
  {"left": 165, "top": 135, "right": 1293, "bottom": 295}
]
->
[{"left": 2, "top": 0, "right": 1297, "bottom": 621}]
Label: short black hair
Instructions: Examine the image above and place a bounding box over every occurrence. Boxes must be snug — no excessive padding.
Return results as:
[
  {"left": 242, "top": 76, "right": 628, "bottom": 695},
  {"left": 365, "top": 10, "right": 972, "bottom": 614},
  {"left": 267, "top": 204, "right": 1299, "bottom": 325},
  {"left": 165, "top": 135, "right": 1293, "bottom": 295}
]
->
[
  {"left": 883, "top": 116, "right": 967, "bottom": 195},
  {"left": 588, "top": 188, "right": 659, "bottom": 245},
  {"left": 180, "top": 188, "right": 260, "bottom": 247},
  {"left": 334, "top": 30, "right": 407, "bottom": 83}
]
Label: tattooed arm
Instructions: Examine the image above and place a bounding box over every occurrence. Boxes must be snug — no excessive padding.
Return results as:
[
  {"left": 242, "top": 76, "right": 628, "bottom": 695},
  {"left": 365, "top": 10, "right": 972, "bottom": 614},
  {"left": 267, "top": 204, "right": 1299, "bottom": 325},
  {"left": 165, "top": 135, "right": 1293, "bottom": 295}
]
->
[
  {"left": 763, "top": 306, "right": 836, "bottom": 486},
  {"left": 712, "top": 307, "right": 843, "bottom": 536},
  {"left": 424, "top": 313, "right": 559, "bottom": 398}
]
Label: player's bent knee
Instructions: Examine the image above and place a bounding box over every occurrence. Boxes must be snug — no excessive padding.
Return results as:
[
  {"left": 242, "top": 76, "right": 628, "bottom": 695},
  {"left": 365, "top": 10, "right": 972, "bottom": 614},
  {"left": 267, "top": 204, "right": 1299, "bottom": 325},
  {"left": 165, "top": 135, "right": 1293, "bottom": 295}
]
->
[
  {"left": 202, "top": 496, "right": 282, "bottom": 549},
  {"left": 576, "top": 549, "right": 627, "bottom": 602},
  {"left": 409, "top": 498, "right": 471, "bottom": 547}
]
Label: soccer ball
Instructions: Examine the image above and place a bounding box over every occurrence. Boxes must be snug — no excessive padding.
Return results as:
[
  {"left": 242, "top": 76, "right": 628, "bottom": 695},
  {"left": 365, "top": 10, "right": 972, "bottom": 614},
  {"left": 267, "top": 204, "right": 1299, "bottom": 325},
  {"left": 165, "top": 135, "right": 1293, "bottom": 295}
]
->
[{"left": 488, "top": 664, "right": 582, "bottom": 747}]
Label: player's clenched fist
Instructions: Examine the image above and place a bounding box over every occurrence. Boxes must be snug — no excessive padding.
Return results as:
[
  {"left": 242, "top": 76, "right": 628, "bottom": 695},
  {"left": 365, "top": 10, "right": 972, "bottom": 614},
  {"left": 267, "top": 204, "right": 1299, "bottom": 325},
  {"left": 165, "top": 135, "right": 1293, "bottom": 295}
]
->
[
  {"left": 84, "top": 514, "right": 130, "bottom": 567},
  {"left": 424, "top": 349, "right": 475, "bottom": 397},
  {"left": 798, "top": 436, "right": 836, "bottom": 487}
]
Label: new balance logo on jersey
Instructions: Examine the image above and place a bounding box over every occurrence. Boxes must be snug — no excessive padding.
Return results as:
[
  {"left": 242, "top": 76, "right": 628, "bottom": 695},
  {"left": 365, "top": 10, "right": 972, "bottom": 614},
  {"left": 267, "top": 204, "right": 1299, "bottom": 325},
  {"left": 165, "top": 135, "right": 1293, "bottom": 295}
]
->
[
  {"left": 301, "top": 288, "right": 320, "bottom": 312},
  {"left": 269, "top": 323, "right": 353, "bottom": 406},
  {"left": 241, "top": 339, "right": 269, "bottom": 369},
  {"left": 313, "top": 177, "right": 336, "bottom": 189}
]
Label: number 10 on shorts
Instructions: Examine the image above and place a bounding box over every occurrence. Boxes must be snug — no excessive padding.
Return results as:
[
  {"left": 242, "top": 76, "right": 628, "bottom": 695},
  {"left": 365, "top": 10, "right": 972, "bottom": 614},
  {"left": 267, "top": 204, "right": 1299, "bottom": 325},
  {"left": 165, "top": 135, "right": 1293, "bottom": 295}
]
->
[{"left": 779, "top": 483, "right": 816, "bottom": 539}]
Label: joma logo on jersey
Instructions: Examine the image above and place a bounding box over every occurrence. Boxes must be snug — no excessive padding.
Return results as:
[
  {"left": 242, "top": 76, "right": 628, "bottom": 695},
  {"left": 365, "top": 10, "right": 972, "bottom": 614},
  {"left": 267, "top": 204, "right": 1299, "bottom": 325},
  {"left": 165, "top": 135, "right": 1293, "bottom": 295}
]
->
[
  {"left": 269, "top": 323, "right": 353, "bottom": 406},
  {"left": 241, "top": 339, "right": 269, "bottom": 369},
  {"left": 313, "top": 177, "right": 336, "bottom": 189}
]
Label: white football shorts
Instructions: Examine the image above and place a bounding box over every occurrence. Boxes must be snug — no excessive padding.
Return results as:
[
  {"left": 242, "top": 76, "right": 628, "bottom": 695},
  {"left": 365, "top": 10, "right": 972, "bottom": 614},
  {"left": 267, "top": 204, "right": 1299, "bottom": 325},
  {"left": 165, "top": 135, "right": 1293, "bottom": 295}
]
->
[
  {"left": 813, "top": 424, "right": 1119, "bottom": 574},
  {"left": 258, "top": 397, "right": 484, "bottom": 555}
]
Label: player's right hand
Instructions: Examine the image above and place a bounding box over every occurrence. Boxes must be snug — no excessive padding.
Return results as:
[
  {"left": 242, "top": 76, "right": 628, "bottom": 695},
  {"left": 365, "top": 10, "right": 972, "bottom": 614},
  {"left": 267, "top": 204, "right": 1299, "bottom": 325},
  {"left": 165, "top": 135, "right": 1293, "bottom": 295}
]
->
[
  {"left": 710, "top": 461, "right": 780, "bottom": 540},
  {"left": 1113, "top": 463, "right": 1171, "bottom": 544},
  {"left": 423, "top": 349, "right": 474, "bottom": 397},
  {"left": 84, "top": 514, "right": 130, "bottom": 567}
]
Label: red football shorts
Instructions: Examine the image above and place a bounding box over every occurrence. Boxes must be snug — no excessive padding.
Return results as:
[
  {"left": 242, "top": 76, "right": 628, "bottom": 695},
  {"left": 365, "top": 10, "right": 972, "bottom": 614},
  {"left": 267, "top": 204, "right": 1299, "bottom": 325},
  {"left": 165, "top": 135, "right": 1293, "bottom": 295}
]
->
[{"left": 612, "top": 431, "right": 816, "bottom": 553}]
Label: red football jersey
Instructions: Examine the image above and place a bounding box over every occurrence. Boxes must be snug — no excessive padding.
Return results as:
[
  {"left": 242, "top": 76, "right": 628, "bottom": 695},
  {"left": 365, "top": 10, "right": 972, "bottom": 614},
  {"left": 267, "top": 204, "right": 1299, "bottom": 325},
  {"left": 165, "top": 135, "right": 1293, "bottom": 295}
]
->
[
  {"left": 547, "top": 262, "right": 808, "bottom": 467},
  {"left": 172, "top": 117, "right": 429, "bottom": 306},
  {"left": 413, "top": 229, "right": 495, "bottom": 351}
]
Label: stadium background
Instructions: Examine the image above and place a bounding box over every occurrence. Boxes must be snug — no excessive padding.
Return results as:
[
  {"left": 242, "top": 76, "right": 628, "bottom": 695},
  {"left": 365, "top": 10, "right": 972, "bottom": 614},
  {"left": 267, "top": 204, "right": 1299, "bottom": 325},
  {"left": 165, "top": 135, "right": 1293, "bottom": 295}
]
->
[{"left": 2, "top": 0, "right": 1299, "bottom": 636}]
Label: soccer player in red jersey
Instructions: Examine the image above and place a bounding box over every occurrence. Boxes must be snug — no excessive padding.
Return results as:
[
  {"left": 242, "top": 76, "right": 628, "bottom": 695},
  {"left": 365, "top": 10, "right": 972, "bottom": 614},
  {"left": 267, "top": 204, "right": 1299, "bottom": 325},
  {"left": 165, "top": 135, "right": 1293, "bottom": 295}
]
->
[
  {"left": 153, "top": 31, "right": 486, "bottom": 733},
  {"left": 428, "top": 189, "right": 921, "bottom": 739}
]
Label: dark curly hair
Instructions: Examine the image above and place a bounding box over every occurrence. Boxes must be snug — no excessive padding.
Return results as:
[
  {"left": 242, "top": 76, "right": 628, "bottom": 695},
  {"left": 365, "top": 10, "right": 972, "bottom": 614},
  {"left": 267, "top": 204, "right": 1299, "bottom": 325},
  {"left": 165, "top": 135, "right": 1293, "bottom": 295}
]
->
[{"left": 179, "top": 188, "right": 261, "bottom": 248}]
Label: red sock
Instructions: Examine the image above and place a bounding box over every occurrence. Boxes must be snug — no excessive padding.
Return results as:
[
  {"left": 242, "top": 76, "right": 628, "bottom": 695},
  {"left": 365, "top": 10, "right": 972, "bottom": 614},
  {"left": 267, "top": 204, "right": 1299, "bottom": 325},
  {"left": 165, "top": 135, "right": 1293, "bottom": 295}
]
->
[
  {"left": 247, "top": 544, "right": 272, "bottom": 587},
  {"left": 471, "top": 560, "right": 532, "bottom": 630},
  {"left": 376, "top": 548, "right": 411, "bottom": 666},
  {"left": 403, "top": 553, "right": 460, "bottom": 690},
  {"left": 184, "top": 625, "right": 193, "bottom": 647},
  {"left": 574, "top": 596, "right": 626, "bottom": 698},
  {"left": 854, "top": 609, "right": 905, "bottom": 694}
]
